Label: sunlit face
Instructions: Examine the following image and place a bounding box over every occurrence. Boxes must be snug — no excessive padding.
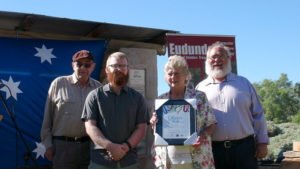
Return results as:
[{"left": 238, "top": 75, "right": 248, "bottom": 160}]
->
[
  {"left": 106, "top": 56, "right": 128, "bottom": 74},
  {"left": 165, "top": 68, "right": 186, "bottom": 90},
  {"left": 105, "top": 56, "right": 129, "bottom": 87},
  {"left": 205, "top": 47, "right": 231, "bottom": 79},
  {"left": 72, "top": 58, "right": 95, "bottom": 82}
]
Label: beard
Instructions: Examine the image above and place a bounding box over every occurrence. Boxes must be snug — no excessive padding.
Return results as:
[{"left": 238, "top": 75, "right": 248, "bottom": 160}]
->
[
  {"left": 107, "top": 70, "right": 129, "bottom": 87},
  {"left": 205, "top": 59, "right": 232, "bottom": 79}
]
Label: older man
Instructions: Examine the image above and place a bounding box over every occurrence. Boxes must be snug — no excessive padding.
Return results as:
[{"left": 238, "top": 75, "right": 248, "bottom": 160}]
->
[
  {"left": 196, "top": 42, "right": 269, "bottom": 169},
  {"left": 41, "top": 50, "right": 102, "bottom": 169},
  {"left": 81, "top": 52, "right": 148, "bottom": 169}
]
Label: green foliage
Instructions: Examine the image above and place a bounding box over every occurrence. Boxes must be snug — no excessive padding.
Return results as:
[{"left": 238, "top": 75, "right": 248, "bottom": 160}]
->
[
  {"left": 266, "top": 122, "right": 300, "bottom": 162},
  {"left": 294, "top": 83, "right": 300, "bottom": 97},
  {"left": 253, "top": 74, "right": 300, "bottom": 163},
  {"left": 267, "top": 121, "right": 282, "bottom": 137},
  {"left": 291, "top": 112, "right": 300, "bottom": 124},
  {"left": 253, "top": 73, "right": 300, "bottom": 123}
]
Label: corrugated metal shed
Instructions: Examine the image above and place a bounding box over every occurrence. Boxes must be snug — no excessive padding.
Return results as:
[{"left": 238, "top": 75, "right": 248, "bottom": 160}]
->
[
  {"left": 0, "top": 10, "right": 178, "bottom": 55},
  {"left": 0, "top": 11, "right": 177, "bottom": 169}
]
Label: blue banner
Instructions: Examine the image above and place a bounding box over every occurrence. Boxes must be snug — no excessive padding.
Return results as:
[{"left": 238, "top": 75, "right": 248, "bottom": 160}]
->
[{"left": 0, "top": 37, "right": 107, "bottom": 169}]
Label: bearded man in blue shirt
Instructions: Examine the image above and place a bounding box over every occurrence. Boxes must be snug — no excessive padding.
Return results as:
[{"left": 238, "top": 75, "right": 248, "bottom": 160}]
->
[{"left": 196, "top": 42, "right": 269, "bottom": 169}]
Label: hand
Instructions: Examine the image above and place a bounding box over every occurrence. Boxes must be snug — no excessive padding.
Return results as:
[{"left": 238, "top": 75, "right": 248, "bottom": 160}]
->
[
  {"left": 45, "top": 147, "right": 54, "bottom": 161},
  {"left": 121, "top": 143, "right": 130, "bottom": 152},
  {"left": 192, "top": 132, "right": 207, "bottom": 148},
  {"left": 150, "top": 112, "right": 158, "bottom": 129},
  {"left": 256, "top": 143, "right": 268, "bottom": 159},
  {"left": 106, "top": 143, "right": 127, "bottom": 161}
]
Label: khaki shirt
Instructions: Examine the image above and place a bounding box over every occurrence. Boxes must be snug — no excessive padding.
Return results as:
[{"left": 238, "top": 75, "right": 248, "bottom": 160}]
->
[{"left": 41, "top": 73, "right": 101, "bottom": 148}]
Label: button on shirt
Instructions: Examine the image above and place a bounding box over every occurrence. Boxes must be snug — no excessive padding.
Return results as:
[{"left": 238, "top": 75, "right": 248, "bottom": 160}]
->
[
  {"left": 41, "top": 73, "right": 101, "bottom": 148},
  {"left": 81, "top": 84, "right": 148, "bottom": 168},
  {"left": 196, "top": 73, "right": 269, "bottom": 144}
]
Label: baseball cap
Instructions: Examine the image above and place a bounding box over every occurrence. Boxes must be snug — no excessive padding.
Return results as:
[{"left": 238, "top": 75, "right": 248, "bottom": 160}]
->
[{"left": 72, "top": 50, "right": 94, "bottom": 62}]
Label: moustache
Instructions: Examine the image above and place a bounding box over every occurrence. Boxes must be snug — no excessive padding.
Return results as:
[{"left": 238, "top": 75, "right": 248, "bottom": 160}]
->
[{"left": 108, "top": 71, "right": 129, "bottom": 87}]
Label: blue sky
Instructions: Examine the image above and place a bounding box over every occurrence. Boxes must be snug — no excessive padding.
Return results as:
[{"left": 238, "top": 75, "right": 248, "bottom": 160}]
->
[{"left": 1, "top": 0, "right": 299, "bottom": 95}]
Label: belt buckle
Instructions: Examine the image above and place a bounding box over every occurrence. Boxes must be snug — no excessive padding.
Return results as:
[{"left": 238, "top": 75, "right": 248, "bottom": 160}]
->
[{"left": 224, "top": 141, "right": 232, "bottom": 148}]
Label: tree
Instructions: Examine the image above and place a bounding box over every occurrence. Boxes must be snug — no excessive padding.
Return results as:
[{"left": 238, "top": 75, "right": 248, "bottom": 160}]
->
[
  {"left": 253, "top": 73, "right": 300, "bottom": 123},
  {"left": 295, "top": 83, "right": 300, "bottom": 97},
  {"left": 292, "top": 83, "right": 300, "bottom": 123}
]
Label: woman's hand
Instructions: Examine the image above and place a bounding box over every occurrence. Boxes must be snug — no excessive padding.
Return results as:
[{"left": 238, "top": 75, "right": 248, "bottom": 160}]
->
[
  {"left": 150, "top": 112, "right": 158, "bottom": 129},
  {"left": 192, "top": 132, "right": 207, "bottom": 148},
  {"left": 192, "top": 124, "right": 216, "bottom": 148}
]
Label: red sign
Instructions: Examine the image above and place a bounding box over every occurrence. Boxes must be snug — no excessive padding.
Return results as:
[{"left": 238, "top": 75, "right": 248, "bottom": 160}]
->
[{"left": 166, "top": 33, "right": 237, "bottom": 85}]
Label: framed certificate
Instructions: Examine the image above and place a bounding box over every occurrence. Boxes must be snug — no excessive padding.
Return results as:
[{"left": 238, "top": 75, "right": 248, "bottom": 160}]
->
[{"left": 155, "top": 99, "right": 196, "bottom": 145}]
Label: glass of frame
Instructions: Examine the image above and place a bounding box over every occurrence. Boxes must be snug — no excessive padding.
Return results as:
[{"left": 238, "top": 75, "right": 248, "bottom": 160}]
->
[{"left": 155, "top": 99, "right": 196, "bottom": 145}]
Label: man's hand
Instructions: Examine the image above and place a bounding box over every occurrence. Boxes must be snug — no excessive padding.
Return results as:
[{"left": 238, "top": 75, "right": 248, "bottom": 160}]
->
[
  {"left": 256, "top": 143, "right": 268, "bottom": 159},
  {"left": 45, "top": 147, "right": 54, "bottom": 161},
  {"left": 106, "top": 143, "right": 127, "bottom": 161}
]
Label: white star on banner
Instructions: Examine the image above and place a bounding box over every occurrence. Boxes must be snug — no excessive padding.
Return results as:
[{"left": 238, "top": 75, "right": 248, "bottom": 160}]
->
[
  {"left": 32, "top": 142, "right": 46, "bottom": 159},
  {"left": 34, "top": 44, "right": 56, "bottom": 64},
  {"left": 0, "top": 76, "right": 23, "bottom": 100}
]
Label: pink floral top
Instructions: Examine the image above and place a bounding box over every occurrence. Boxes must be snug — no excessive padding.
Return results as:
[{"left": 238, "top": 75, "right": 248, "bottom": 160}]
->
[{"left": 153, "top": 88, "right": 216, "bottom": 169}]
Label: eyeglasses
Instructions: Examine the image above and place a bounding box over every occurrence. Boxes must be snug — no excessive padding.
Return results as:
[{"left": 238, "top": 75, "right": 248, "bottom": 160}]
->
[
  {"left": 108, "top": 64, "right": 128, "bottom": 69},
  {"left": 75, "top": 62, "right": 92, "bottom": 68},
  {"left": 208, "top": 54, "right": 227, "bottom": 61}
]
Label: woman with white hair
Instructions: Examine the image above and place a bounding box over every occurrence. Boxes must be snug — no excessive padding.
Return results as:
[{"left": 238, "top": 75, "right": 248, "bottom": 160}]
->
[{"left": 150, "top": 55, "right": 217, "bottom": 169}]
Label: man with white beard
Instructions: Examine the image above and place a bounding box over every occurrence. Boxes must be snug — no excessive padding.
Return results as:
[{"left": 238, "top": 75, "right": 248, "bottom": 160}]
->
[{"left": 196, "top": 42, "right": 269, "bottom": 169}]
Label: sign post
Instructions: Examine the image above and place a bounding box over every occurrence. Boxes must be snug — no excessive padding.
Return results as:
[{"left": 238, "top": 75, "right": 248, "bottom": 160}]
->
[{"left": 166, "top": 33, "right": 237, "bottom": 87}]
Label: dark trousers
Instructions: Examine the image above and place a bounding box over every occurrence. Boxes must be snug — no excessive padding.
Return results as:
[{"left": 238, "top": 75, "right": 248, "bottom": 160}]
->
[
  {"left": 53, "top": 139, "right": 90, "bottom": 169},
  {"left": 212, "top": 136, "right": 258, "bottom": 169}
]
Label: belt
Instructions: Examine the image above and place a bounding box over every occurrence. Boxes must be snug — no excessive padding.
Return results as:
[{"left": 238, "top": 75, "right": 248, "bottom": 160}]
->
[
  {"left": 53, "top": 136, "right": 90, "bottom": 142},
  {"left": 212, "top": 135, "right": 254, "bottom": 148}
]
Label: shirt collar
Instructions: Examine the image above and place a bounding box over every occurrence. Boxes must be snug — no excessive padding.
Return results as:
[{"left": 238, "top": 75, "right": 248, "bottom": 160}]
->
[
  {"left": 203, "top": 72, "right": 237, "bottom": 86},
  {"left": 71, "top": 73, "right": 78, "bottom": 84},
  {"left": 165, "top": 87, "right": 195, "bottom": 99},
  {"left": 184, "top": 87, "right": 196, "bottom": 98},
  {"left": 71, "top": 73, "right": 95, "bottom": 87},
  {"left": 103, "top": 83, "right": 128, "bottom": 93}
]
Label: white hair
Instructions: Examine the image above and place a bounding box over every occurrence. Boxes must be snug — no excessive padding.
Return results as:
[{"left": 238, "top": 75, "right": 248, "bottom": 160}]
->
[
  {"left": 205, "top": 58, "right": 232, "bottom": 78},
  {"left": 164, "top": 55, "right": 192, "bottom": 81}
]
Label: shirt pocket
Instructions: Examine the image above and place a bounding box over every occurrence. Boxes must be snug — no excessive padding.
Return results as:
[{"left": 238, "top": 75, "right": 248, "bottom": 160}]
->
[{"left": 55, "top": 88, "right": 78, "bottom": 113}]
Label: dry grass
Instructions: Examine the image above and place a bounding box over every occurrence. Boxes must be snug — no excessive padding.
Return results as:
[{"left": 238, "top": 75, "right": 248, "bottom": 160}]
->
[{"left": 266, "top": 122, "right": 300, "bottom": 162}]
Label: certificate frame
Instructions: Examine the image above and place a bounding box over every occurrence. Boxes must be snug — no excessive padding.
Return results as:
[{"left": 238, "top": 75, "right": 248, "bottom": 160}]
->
[
  {"left": 128, "top": 68, "right": 146, "bottom": 97},
  {"left": 155, "top": 99, "right": 196, "bottom": 145}
]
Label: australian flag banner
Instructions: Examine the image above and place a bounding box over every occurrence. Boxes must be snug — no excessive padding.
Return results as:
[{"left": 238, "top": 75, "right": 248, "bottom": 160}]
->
[{"left": 0, "top": 37, "right": 107, "bottom": 169}]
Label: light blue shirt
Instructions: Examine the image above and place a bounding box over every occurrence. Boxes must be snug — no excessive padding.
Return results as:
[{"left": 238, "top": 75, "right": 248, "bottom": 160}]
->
[{"left": 196, "top": 73, "right": 269, "bottom": 144}]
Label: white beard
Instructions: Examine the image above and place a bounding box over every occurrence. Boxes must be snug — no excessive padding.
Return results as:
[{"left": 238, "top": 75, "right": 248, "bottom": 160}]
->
[{"left": 205, "top": 59, "right": 232, "bottom": 79}]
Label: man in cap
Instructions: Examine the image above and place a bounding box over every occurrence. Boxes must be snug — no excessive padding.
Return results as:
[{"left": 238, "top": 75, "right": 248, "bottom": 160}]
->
[{"left": 41, "top": 50, "right": 102, "bottom": 169}]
